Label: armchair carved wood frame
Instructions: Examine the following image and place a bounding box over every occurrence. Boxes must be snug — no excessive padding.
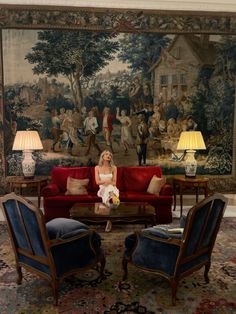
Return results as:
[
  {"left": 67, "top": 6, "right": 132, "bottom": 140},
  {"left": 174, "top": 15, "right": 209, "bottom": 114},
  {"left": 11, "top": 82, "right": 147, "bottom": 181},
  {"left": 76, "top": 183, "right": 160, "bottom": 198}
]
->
[
  {"left": 122, "top": 193, "right": 228, "bottom": 305},
  {"left": 0, "top": 193, "right": 106, "bottom": 305}
]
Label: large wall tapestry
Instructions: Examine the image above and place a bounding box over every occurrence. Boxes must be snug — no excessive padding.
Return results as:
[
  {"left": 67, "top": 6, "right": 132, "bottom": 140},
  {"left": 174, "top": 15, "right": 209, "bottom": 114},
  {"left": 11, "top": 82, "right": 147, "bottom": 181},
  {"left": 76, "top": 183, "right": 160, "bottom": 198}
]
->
[{"left": 0, "top": 5, "right": 236, "bottom": 189}]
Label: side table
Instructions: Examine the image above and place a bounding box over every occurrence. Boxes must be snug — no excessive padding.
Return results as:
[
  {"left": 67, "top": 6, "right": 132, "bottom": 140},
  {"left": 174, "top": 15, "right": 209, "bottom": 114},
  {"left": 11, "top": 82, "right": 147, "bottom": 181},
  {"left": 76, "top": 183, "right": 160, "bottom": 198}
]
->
[
  {"left": 7, "top": 176, "right": 49, "bottom": 208},
  {"left": 173, "top": 175, "right": 209, "bottom": 217}
]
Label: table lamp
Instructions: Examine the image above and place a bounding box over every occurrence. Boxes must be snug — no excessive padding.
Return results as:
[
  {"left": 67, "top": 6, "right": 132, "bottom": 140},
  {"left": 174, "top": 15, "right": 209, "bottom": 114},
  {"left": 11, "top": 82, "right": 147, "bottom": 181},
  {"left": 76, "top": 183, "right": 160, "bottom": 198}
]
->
[
  {"left": 176, "top": 131, "right": 206, "bottom": 177},
  {"left": 12, "top": 130, "right": 43, "bottom": 179}
]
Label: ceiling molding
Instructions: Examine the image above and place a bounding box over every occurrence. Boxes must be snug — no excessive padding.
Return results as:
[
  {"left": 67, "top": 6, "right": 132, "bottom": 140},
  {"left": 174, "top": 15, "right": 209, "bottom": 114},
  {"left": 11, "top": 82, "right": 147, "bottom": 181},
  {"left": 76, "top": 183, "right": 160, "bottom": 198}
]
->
[{"left": 0, "top": 0, "right": 236, "bottom": 13}]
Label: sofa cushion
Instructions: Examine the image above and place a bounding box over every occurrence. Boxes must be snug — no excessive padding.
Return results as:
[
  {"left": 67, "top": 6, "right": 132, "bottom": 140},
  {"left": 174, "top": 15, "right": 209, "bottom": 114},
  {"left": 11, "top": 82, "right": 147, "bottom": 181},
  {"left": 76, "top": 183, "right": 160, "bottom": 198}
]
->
[
  {"left": 51, "top": 167, "right": 92, "bottom": 192},
  {"left": 65, "top": 177, "right": 89, "bottom": 195},
  {"left": 147, "top": 175, "right": 166, "bottom": 195},
  {"left": 44, "top": 193, "right": 100, "bottom": 209},
  {"left": 120, "top": 191, "right": 158, "bottom": 202},
  {"left": 123, "top": 166, "right": 163, "bottom": 192}
]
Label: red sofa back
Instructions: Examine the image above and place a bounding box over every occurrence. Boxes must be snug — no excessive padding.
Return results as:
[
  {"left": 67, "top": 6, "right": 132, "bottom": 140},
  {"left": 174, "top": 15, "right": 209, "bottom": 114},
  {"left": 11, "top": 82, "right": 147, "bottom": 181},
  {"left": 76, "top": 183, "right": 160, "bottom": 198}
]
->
[
  {"left": 51, "top": 167, "right": 93, "bottom": 192},
  {"left": 51, "top": 166, "right": 163, "bottom": 193},
  {"left": 123, "top": 166, "right": 162, "bottom": 192}
]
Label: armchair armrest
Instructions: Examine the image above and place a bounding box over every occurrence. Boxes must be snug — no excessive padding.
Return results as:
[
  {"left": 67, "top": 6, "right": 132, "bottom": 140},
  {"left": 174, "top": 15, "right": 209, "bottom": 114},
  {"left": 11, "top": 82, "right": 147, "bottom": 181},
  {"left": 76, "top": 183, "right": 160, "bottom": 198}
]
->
[
  {"left": 143, "top": 226, "right": 183, "bottom": 241},
  {"left": 48, "top": 229, "right": 103, "bottom": 276},
  {"left": 160, "top": 183, "right": 173, "bottom": 196},
  {"left": 48, "top": 229, "right": 91, "bottom": 246},
  {"left": 41, "top": 183, "right": 59, "bottom": 197},
  {"left": 124, "top": 229, "right": 181, "bottom": 275},
  {"left": 48, "top": 229, "right": 101, "bottom": 250},
  {"left": 180, "top": 215, "right": 187, "bottom": 228}
]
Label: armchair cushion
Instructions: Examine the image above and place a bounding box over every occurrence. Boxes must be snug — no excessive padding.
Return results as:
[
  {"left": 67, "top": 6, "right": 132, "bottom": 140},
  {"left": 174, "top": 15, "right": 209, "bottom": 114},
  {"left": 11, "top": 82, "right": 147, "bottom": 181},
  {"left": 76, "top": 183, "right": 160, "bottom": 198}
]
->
[{"left": 46, "top": 218, "right": 89, "bottom": 240}]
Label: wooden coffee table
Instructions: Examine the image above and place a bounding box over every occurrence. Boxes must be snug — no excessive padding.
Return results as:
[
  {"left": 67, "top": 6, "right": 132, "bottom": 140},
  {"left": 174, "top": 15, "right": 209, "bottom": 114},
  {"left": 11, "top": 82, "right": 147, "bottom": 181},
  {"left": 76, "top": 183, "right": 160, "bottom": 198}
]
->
[{"left": 70, "top": 202, "right": 156, "bottom": 229}]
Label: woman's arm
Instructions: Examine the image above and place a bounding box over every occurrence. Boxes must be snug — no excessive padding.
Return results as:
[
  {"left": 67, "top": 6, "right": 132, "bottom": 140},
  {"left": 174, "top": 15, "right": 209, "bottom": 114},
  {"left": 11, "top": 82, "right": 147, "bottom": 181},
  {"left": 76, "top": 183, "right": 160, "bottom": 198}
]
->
[{"left": 95, "top": 166, "right": 112, "bottom": 186}]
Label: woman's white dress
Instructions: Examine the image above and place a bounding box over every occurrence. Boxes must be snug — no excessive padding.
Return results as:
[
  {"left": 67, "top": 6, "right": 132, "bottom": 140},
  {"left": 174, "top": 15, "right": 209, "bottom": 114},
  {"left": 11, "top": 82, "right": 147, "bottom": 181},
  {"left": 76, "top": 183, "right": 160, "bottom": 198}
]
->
[{"left": 97, "top": 173, "right": 119, "bottom": 204}]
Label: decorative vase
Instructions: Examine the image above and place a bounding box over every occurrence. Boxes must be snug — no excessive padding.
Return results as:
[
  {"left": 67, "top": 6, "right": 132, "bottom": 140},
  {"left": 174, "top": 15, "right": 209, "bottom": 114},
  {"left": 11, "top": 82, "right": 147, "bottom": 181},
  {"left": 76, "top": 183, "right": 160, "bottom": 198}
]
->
[
  {"left": 22, "top": 150, "right": 36, "bottom": 179},
  {"left": 185, "top": 150, "right": 197, "bottom": 177}
]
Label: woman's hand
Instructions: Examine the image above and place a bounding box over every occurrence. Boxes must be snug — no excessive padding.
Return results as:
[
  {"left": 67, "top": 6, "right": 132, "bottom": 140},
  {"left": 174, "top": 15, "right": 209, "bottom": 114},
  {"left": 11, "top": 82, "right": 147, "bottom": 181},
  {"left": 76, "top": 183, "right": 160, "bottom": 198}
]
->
[{"left": 103, "top": 180, "right": 113, "bottom": 186}]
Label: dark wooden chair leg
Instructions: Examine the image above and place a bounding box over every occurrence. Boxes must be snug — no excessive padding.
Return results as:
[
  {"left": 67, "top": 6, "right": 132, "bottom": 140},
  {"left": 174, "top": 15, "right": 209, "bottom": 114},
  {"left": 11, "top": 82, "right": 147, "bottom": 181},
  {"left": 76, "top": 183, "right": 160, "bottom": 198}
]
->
[
  {"left": 16, "top": 265, "right": 22, "bottom": 284},
  {"left": 204, "top": 262, "right": 211, "bottom": 283},
  {"left": 122, "top": 257, "right": 128, "bottom": 281},
  {"left": 51, "top": 279, "right": 59, "bottom": 306},
  {"left": 171, "top": 279, "right": 178, "bottom": 306}
]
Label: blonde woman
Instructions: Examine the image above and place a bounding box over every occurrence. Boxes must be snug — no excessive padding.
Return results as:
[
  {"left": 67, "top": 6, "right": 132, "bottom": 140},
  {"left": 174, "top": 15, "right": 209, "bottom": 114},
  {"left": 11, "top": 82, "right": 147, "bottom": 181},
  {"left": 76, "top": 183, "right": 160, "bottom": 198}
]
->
[
  {"left": 95, "top": 150, "right": 119, "bottom": 204},
  {"left": 95, "top": 150, "right": 120, "bottom": 231}
]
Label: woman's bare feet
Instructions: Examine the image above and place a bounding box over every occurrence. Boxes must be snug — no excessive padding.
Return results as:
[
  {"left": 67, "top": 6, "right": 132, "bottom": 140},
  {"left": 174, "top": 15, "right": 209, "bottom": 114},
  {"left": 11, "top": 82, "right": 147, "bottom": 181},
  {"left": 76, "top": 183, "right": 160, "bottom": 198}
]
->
[{"left": 105, "top": 220, "right": 112, "bottom": 232}]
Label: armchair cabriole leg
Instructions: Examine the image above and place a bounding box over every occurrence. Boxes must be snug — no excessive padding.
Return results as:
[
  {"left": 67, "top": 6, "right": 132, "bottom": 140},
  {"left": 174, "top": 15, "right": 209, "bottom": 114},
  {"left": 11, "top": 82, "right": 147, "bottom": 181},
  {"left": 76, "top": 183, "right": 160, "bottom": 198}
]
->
[
  {"left": 122, "top": 257, "right": 128, "bottom": 281},
  {"left": 16, "top": 265, "right": 22, "bottom": 284},
  {"left": 51, "top": 279, "right": 59, "bottom": 306},
  {"left": 204, "top": 262, "right": 211, "bottom": 283},
  {"left": 171, "top": 279, "right": 178, "bottom": 306}
]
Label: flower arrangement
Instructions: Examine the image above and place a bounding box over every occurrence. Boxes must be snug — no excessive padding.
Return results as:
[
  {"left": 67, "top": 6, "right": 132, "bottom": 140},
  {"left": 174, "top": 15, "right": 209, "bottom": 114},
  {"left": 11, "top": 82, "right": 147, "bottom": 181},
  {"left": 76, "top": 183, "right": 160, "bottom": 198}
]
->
[{"left": 106, "top": 193, "right": 120, "bottom": 208}]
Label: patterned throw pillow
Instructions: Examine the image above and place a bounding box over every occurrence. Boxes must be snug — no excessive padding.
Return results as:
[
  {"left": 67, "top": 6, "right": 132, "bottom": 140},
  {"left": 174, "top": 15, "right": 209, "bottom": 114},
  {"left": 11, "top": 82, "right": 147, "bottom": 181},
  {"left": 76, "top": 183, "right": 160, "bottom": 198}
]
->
[
  {"left": 147, "top": 175, "right": 166, "bottom": 195},
  {"left": 65, "top": 176, "right": 89, "bottom": 195}
]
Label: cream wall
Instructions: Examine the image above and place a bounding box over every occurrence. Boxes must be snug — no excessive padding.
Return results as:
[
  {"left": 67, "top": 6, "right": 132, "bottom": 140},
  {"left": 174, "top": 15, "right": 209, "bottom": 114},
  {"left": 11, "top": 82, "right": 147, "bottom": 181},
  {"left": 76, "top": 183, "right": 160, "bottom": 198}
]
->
[{"left": 0, "top": 0, "right": 236, "bottom": 12}]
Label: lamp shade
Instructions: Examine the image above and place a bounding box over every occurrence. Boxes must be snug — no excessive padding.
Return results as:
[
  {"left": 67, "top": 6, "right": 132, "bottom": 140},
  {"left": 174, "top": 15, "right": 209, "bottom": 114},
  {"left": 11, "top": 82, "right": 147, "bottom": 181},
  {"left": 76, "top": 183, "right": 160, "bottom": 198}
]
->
[
  {"left": 12, "top": 131, "right": 43, "bottom": 151},
  {"left": 177, "top": 131, "right": 206, "bottom": 151}
]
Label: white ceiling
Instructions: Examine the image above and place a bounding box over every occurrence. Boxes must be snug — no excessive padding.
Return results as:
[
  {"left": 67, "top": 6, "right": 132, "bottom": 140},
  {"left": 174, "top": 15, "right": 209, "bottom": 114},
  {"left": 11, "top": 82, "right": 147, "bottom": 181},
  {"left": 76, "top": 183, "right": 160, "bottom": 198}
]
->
[{"left": 0, "top": 0, "right": 236, "bottom": 13}]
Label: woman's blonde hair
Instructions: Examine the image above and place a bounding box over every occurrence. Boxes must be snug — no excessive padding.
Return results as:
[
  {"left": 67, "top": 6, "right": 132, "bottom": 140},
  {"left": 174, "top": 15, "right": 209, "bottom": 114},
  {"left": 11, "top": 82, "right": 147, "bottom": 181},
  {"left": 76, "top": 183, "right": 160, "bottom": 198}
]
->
[{"left": 98, "top": 150, "right": 114, "bottom": 166}]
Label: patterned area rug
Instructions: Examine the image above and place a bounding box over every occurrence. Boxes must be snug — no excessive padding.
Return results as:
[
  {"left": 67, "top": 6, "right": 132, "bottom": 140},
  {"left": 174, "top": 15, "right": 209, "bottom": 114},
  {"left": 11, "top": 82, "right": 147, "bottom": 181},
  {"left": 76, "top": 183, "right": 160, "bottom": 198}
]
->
[{"left": 0, "top": 219, "right": 236, "bottom": 314}]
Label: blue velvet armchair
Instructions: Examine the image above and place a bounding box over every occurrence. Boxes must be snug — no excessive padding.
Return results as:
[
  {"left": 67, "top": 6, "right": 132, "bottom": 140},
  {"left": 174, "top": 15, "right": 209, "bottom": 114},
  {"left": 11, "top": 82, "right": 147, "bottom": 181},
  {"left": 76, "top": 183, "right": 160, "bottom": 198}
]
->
[
  {"left": 0, "top": 193, "right": 106, "bottom": 305},
  {"left": 122, "top": 193, "right": 228, "bottom": 305}
]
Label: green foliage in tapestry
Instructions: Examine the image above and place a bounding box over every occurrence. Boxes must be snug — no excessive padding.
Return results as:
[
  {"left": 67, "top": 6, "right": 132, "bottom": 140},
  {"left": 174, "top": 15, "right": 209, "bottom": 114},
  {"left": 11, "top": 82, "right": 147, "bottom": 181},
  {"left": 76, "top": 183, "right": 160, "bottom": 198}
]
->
[
  {"left": 118, "top": 33, "right": 171, "bottom": 79},
  {"left": 25, "top": 30, "right": 119, "bottom": 108}
]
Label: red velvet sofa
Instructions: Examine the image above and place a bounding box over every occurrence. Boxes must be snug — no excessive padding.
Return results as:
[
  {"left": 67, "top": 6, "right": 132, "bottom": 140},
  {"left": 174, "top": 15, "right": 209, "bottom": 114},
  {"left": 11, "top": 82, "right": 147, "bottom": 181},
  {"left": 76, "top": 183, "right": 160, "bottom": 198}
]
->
[{"left": 42, "top": 166, "right": 173, "bottom": 224}]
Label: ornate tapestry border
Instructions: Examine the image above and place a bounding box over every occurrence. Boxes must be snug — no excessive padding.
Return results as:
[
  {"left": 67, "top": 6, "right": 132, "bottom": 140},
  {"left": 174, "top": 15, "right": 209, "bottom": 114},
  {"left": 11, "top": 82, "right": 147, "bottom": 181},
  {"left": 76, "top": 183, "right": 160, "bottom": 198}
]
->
[{"left": 0, "top": 4, "right": 236, "bottom": 34}]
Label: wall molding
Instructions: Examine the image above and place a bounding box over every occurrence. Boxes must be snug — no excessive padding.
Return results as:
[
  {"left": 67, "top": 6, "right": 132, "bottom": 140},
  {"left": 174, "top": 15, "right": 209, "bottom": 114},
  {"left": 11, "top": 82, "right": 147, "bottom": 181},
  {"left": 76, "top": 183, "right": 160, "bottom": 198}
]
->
[{"left": 1, "top": 1, "right": 236, "bottom": 13}]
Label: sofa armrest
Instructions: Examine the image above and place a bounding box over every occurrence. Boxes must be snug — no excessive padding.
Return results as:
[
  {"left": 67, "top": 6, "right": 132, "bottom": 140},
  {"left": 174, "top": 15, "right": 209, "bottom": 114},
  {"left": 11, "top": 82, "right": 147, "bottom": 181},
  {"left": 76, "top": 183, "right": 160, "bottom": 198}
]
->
[
  {"left": 160, "top": 183, "right": 173, "bottom": 196},
  {"left": 41, "top": 183, "right": 59, "bottom": 197}
]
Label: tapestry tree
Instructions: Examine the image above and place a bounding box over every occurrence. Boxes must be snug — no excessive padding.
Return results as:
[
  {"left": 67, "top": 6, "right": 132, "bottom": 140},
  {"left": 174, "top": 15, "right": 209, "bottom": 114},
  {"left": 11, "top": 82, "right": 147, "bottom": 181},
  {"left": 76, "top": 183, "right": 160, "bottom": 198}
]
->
[
  {"left": 25, "top": 30, "right": 119, "bottom": 108},
  {"left": 117, "top": 33, "right": 171, "bottom": 78}
]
